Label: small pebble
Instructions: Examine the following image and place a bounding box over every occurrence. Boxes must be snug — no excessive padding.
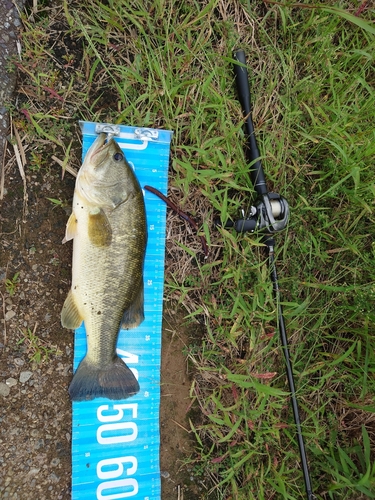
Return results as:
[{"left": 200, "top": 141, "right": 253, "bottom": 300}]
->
[
  {"left": 0, "top": 383, "right": 10, "bottom": 397},
  {"left": 5, "top": 378, "right": 17, "bottom": 387},
  {"left": 19, "top": 371, "right": 33, "bottom": 383},
  {"left": 34, "top": 439, "right": 44, "bottom": 450},
  {"left": 49, "top": 473, "right": 60, "bottom": 483},
  {"left": 4, "top": 310, "right": 15, "bottom": 321}
]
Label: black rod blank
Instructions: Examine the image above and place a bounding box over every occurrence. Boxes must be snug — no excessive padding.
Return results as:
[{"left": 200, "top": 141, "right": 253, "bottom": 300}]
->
[{"left": 269, "top": 248, "right": 314, "bottom": 500}]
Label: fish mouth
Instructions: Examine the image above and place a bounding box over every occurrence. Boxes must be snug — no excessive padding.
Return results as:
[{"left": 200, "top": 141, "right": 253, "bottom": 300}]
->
[{"left": 90, "top": 133, "right": 113, "bottom": 162}]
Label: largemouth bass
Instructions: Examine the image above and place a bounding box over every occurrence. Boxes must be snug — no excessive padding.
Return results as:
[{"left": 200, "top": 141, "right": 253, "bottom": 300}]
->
[{"left": 61, "top": 133, "right": 147, "bottom": 401}]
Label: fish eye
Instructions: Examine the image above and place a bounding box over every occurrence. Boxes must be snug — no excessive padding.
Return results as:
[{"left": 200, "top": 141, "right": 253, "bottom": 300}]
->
[{"left": 113, "top": 152, "right": 123, "bottom": 162}]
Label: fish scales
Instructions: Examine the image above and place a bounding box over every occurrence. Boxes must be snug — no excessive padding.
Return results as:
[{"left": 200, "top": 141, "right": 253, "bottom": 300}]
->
[
  {"left": 61, "top": 133, "right": 147, "bottom": 401},
  {"left": 75, "top": 192, "right": 145, "bottom": 363}
]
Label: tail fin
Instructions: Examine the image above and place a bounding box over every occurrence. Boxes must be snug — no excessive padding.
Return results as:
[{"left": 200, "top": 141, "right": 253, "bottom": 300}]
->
[{"left": 69, "top": 356, "right": 139, "bottom": 401}]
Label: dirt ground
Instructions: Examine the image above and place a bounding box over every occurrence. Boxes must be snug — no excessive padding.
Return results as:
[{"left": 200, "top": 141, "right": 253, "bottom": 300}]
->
[{"left": 0, "top": 154, "right": 201, "bottom": 499}]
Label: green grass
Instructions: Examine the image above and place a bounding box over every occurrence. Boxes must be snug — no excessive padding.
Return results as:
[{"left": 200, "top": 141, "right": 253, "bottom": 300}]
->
[
  {"left": 4, "top": 272, "right": 20, "bottom": 296},
  {"left": 17, "top": 325, "right": 62, "bottom": 365},
  {"left": 13, "top": 0, "right": 375, "bottom": 498}
]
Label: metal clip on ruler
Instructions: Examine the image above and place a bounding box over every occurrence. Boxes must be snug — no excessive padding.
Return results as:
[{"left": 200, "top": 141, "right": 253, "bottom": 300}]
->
[{"left": 71, "top": 121, "right": 173, "bottom": 500}]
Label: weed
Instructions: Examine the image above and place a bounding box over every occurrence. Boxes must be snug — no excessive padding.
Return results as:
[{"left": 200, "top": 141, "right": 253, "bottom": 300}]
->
[
  {"left": 46, "top": 197, "right": 66, "bottom": 209},
  {"left": 29, "top": 150, "right": 47, "bottom": 171},
  {"left": 17, "top": 324, "right": 62, "bottom": 365},
  {"left": 5, "top": 272, "right": 20, "bottom": 296}
]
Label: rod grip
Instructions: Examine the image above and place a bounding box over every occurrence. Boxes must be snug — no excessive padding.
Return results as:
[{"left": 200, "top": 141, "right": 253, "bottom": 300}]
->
[
  {"left": 233, "top": 50, "right": 268, "bottom": 196},
  {"left": 233, "top": 50, "right": 251, "bottom": 118}
]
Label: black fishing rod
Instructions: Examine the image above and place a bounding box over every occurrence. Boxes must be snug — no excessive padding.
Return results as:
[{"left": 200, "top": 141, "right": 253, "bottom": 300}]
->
[{"left": 226, "top": 49, "right": 315, "bottom": 499}]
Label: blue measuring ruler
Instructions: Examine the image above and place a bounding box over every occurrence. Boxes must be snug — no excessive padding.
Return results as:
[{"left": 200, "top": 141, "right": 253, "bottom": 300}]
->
[{"left": 71, "top": 121, "right": 172, "bottom": 500}]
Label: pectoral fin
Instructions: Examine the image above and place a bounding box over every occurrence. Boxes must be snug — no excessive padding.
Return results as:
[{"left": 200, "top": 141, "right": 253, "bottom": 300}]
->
[
  {"left": 88, "top": 208, "right": 112, "bottom": 246},
  {"left": 63, "top": 212, "right": 78, "bottom": 243},
  {"left": 61, "top": 290, "right": 83, "bottom": 329},
  {"left": 121, "top": 280, "right": 145, "bottom": 330}
]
